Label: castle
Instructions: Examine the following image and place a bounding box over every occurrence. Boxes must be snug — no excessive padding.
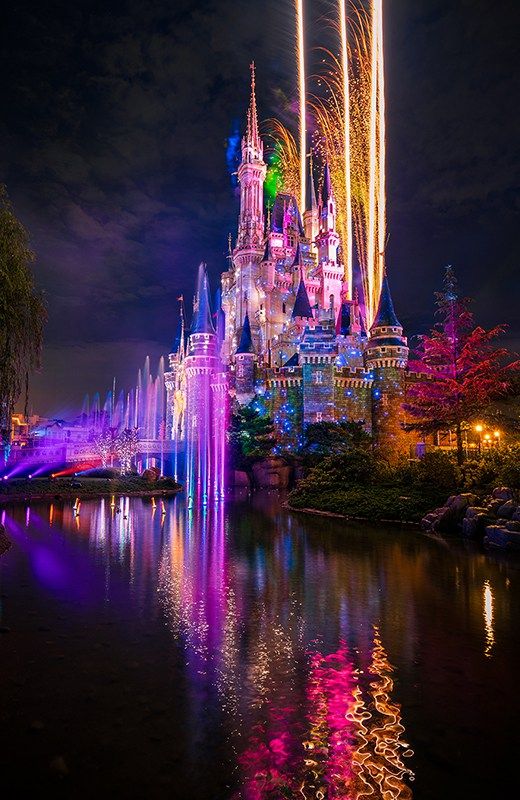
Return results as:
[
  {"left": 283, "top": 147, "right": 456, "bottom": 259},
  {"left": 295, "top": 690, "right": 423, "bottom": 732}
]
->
[{"left": 165, "top": 69, "right": 416, "bottom": 493}]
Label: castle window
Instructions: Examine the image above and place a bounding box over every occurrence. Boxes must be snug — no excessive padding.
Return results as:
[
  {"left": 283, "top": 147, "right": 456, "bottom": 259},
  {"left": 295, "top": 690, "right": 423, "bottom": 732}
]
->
[
  {"left": 314, "top": 371, "right": 323, "bottom": 385},
  {"left": 282, "top": 302, "right": 286, "bottom": 314}
]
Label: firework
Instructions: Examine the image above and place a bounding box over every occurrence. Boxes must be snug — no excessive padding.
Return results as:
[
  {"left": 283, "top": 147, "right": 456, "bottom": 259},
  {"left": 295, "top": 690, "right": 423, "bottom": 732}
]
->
[
  {"left": 339, "top": 0, "right": 353, "bottom": 294},
  {"left": 295, "top": 0, "right": 306, "bottom": 212}
]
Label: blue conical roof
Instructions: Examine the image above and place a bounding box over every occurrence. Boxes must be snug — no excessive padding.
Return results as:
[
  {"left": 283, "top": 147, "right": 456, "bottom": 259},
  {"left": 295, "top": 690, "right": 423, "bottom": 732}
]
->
[
  {"left": 292, "top": 275, "right": 313, "bottom": 319},
  {"left": 321, "top": 163, "right": 332, "bottom": 204},
  {"left": 236, "top": 313, "right": 254, "bottom": 354},
  {"left": 283, "top": 352, "right": 299, "bottom": 367},
  {"left": 371, "top": 274, "right": 401, "bottom": 329},
  {"left": 291, "top": 242, "right": 302, "bottom": 268},
  {"left": 191, "top": 263, "right": 215, "bottom": 334}
]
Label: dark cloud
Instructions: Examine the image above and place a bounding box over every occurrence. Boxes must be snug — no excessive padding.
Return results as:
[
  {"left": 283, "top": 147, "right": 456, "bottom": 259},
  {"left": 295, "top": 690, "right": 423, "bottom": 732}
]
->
[{"left": 0, "top": 0, "right": 518, "bottom": 414}]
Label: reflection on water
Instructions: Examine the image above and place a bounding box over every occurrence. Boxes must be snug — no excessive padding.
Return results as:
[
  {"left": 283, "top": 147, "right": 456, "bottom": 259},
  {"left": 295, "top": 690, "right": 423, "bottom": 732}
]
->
[
  {"left": 1, "top": 494, "right": 519, "bottom": 799},
  {"left": 483, "top": 580, "right": 495, "bottom": 658}
]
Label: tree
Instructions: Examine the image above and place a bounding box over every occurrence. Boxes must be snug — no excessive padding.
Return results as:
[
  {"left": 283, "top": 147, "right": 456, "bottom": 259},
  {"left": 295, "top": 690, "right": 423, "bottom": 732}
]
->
[
  {"left": 93, "top": 428, "right": 119, "bottom": 468},
  {"left": 115, "top": 428, "right": 139, "bottom": 474},
  {"left": 404, "top": 267, "right": 518, "bottom": 463},
  {"left": 228, "top": 403, "right": 276, "bottom": 469},
  {"left": 299, "top": 420, "right": 371, "bottom": 463},
  {"left": 0, "top": 186, "right": 47, "bottom": 453}
]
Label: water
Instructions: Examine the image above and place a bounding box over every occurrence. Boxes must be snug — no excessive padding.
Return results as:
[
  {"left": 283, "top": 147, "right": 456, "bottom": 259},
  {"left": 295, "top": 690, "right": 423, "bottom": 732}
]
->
[{"left": 1, "top": 495, "right": 519, "bottom": 799}]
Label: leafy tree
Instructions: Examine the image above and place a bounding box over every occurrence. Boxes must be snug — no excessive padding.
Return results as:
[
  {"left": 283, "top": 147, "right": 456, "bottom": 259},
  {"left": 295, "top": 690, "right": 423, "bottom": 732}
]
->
[
  {"left": 404, "top": 267, "right": 518, "bottom": 464},
  {"left": 228, "top": 403, "right": 276, "bottom": 469},
  {"left": 299, "top": 420, "right": 371, "bottom": 463},
  {"left": 0, "top": 186, "right": 47, "bottom": 450},
  {"left": 115, "top": 427, "right": 139, "bottom": 474}
]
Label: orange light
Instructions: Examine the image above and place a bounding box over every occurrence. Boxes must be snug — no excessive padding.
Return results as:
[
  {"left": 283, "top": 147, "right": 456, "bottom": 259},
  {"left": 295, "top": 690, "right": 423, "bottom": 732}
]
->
[
  {"left": 494, "top": 430, "right": 500, "bottom": 438},
  {"left": 475, "top": 424, "right": 483, "bottom": 433}
]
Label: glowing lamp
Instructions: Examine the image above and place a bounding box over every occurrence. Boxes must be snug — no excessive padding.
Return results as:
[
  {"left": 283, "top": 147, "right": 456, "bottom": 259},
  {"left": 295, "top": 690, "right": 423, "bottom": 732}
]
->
[
  {"left": 484, "top": 434, "right": 491, "bottom": 441},
  {"left": 494, "top": 431, "right": 500, "bottom": 438},
  {"left": 475, "top": 424, "right": 483, "bottom": 433}
]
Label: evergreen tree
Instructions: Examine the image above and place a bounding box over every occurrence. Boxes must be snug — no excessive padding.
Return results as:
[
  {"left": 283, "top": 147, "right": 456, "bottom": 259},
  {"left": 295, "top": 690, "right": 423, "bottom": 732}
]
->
[
  {"left": 404, "top": 267, "right": 518, "bottom": 463},
  {"left": 0, "top": 186, "right": 47, "bottom": 450},
  {"left": 228, "top": 403, "right": 276, "bottom": 468}
]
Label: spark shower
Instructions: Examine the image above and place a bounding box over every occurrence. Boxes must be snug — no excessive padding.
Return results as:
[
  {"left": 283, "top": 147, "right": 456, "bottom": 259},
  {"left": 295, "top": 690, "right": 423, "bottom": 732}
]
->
[{"left": 287, "top": 0, "right": 386, "bottom": 329}]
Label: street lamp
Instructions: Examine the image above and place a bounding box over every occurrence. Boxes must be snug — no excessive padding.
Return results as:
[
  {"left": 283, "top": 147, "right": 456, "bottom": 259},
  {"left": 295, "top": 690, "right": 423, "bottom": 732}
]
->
[
  {"left": 494, "top": 430, "right": 501, "bottom": 448},
  {"left": 475, "top": 424, "right": 483, "bottom": 454}
]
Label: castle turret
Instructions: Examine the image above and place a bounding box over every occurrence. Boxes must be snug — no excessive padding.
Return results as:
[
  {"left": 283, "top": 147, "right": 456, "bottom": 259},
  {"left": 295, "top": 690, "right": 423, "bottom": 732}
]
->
[
  {"left": 364, "top": 273, "right": 409, "bottom": 462},
  {"left": 235, "top": 311, "right": 256, "bottom": 402},
  {"left": 234, "top": 63, "right": 267, "bottom": 333},
  {"left": 184, "top": 264, "right": 226, "bottom": 501}
]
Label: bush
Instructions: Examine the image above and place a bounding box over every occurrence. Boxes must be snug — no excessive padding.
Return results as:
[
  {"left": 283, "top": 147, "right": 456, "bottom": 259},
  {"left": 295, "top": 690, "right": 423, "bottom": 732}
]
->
[{"left": 289, "top": 484, "right": 440, "bottom": 522}]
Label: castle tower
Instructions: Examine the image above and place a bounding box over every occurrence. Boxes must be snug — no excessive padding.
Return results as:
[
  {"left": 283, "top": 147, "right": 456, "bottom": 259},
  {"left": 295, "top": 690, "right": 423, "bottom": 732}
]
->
[
  {"left": 233, "top": 63, "right": 267, "bottom": 336},
  {"left": 316, "top": 164, "right": 339, "bottom": 264},
  {"left": 315, "top": 163, "right": 344, "bottom": 318},
  {"left": 184, "top": 264, "right": 227, "bottom": 501},
  {"left": 234, "top": 311, "right": 256, "bottom": 403},
  {"left": 364, "top": 273, "right": 409, "bottom": 462}
]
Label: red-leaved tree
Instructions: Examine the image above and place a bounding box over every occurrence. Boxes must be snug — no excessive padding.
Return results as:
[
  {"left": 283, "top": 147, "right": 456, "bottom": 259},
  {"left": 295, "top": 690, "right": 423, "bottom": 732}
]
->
[{"left": 404, "top": 267, "right": 519, "bottom": 463}]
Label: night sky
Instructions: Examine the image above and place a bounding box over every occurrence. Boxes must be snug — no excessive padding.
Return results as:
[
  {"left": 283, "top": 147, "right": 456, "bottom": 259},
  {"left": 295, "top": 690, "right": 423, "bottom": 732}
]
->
[{"left": 1, "top": 0, "right": 518, "bottom": 416}]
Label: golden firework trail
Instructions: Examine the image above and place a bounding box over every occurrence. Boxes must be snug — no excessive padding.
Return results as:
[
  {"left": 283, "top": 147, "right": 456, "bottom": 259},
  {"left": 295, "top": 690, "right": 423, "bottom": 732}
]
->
[
  {"left": 339, "top": 0, "right": 353, "bottom": 297},
  {"left": 295, "top": 0, "right": 307, "bottom": 213},
  {"left": 268, "top": 1, "right": 387, "bottom": 326}
]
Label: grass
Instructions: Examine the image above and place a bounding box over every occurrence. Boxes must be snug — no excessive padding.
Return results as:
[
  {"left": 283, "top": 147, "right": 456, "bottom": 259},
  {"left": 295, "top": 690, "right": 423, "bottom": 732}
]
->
[{"left": 0, "top": 475, "right": 182, "bottom": 504}]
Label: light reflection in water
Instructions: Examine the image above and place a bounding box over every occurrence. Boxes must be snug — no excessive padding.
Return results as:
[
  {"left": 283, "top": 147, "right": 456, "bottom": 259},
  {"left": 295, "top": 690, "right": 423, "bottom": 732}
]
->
[
  {"left": 483, "top": 579, "right": 495, "bottom": 658},
  {"left": 2, "top": 496, "right": 442, "bottom": 797}
]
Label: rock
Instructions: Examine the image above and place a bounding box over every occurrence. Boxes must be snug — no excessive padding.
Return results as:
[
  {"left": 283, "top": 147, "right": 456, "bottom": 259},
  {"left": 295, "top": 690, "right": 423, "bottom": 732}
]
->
[
  {"left": 487, "top": 499, "right": 503, "bottom": 514},
  {"left": 462, "top": 513, "right": 494, "bottom": 540},
  {"left": 492, "top": 487, "right": 514, "bottom": 501},
  {"left": 512, "top": 510, "right": 520, "bottom": 522},
  {"left": 484, "top": 525, "right": 520, "bottom": 551},
  {"left": 252, "top": 458, "right": 292, "bottom": 490},
  {"left": 505, "top": 520, "right": 520, "bottom": 532},
  {"left": 232, "top": 470, "right": 250, "bottom": 488},
  {"left": 446, "top": 494, "right": 479, "bottom": 513},
  {"left": 142, "top": 467, "right": 160, "bottom": 483},
  {"left": 422, "top": 494, "right": 478, "bottom": 534},
  {"left": 465, "top": 506, "right": 490, "bottom": 519},
  {"left": 497, "top": 500, "right": 517, "bottom": 519}
]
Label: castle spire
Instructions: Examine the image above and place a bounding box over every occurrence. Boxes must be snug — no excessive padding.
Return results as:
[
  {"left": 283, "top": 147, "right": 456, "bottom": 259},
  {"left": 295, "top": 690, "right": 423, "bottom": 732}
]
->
[
  {"left": 236, "top": 312, "right": 254, "bottom": 354},
  {"left": 246, "top": 62, "right": 260, "bottom": 151},
  {"left": 173, "top": 296, "right": 186, "bottom": 357},
  {"left": 191, "top": 263, "right": 215, "bottom": 335},
  {"left": 321, "top": 161, "right": 332, "bottom": 204},
  {"left": 306, "top": 154, "right": 317, "bottom": 212},
  {"left": 292, "top": 272, "right": 313, "bottom": 320},
  {"left": 371, "top": 272, "right": 401, "bottom": 330}
]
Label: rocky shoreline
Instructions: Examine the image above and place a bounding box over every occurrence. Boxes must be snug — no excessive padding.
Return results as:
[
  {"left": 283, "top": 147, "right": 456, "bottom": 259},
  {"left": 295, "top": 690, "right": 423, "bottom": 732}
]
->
[{"left": 421, "top": 486, "right": 520, "bottom": 551}]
